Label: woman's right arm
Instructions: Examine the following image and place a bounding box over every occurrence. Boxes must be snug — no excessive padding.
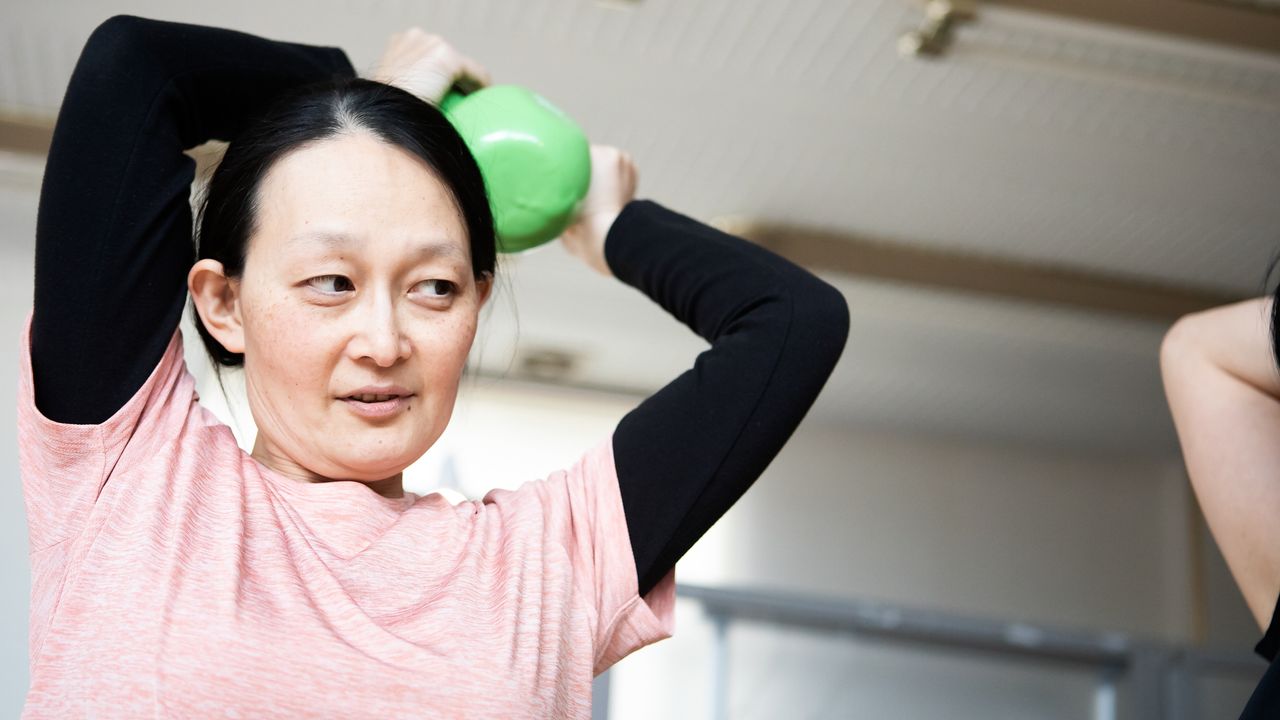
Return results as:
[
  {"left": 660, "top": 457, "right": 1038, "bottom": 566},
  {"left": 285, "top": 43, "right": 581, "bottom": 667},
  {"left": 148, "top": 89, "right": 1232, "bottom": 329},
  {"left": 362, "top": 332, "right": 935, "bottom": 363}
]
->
[
  {"left": 1161, "top": 297, "right": 1280, "bottom": 634},
  {"left": 32, "top": 15, "right": 354, "bottom": 424}
]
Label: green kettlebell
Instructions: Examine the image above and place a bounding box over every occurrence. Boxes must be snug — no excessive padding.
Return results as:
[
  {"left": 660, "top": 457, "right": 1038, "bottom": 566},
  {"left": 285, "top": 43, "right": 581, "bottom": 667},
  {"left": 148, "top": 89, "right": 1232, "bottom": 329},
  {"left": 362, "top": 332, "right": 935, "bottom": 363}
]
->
[{"left": 440, "top": 85, "right": 591, "bottom": 253}]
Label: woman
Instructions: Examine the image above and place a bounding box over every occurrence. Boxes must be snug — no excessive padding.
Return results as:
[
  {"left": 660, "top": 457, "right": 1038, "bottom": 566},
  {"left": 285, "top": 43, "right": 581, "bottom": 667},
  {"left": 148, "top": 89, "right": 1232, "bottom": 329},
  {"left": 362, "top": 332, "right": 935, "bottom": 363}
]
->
[
  {"left": 20, "top": 14, "right": 848, "bottom": 718},
  {"left": 1162, "top": 295, "right": 1280, "bottom": 716}
]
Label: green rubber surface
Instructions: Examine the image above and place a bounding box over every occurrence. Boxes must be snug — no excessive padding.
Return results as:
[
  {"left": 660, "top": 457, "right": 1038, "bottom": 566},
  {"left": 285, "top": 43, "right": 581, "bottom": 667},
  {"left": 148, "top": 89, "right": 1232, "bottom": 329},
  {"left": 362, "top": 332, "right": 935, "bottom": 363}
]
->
[{"left": 443, "top": 86, "right": 591, "bottom": 253}]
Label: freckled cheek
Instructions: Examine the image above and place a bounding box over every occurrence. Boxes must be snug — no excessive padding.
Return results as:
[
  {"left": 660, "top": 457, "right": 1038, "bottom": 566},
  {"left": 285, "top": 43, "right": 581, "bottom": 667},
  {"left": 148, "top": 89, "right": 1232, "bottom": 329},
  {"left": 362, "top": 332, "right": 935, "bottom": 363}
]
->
[
  {"left": 245, "top": 299, "right": 336, "bottom": 402},
  {"left": 442, "top": 315, "right": 478, "bottom": 360},
  {"left": 410, "top": 315, "right": 477, "bottom": 383}
]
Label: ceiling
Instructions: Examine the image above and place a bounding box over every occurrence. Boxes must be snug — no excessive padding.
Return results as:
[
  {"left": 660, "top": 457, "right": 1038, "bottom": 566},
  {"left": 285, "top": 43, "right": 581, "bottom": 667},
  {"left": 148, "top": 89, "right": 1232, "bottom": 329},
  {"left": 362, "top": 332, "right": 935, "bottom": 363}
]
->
[{"left": 4, "top": 0, "right": 1279, "bottom": 457}]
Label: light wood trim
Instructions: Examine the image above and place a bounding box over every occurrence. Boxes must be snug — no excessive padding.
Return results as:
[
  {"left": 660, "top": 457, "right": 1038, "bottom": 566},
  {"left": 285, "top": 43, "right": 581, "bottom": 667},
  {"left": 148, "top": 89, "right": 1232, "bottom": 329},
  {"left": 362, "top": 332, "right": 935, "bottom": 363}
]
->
[
  {"left": 987, "top": 0, "right": 1280, "bottom": 55},
  {"left": 727, "top": 220, "right": 1241, "bottom": 320},
  {"left": 0, "top": 113, "right": 53, "bottom": 156}
]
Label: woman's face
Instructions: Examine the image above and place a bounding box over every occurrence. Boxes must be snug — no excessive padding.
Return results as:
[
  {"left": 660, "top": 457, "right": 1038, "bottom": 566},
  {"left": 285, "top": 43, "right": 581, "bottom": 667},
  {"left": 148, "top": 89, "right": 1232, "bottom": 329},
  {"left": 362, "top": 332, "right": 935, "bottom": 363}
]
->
[{"left": 226, "top": 132, "right": 490, "bottom": 485}]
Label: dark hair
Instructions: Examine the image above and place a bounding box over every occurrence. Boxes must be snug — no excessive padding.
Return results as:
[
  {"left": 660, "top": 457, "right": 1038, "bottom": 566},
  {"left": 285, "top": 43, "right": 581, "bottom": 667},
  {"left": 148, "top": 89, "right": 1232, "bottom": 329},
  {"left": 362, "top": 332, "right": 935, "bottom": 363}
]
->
[
  {"left": 1271, "top": 256, "right": 1280, "bottom": 371},
  {"left": 192, "top": 77, "right": 496, "bottom": 368}
]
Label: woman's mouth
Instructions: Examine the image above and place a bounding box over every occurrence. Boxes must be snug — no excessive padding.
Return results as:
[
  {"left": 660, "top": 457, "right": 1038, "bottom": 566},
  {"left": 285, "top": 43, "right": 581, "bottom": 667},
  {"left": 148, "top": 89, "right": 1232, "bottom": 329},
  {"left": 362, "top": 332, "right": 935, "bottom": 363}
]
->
[
  {"left": 340, "top": 391, "right": 415, "bottom": 419},
  {"left": 350, "top": 393, "right": 399, "bottom": 403}
]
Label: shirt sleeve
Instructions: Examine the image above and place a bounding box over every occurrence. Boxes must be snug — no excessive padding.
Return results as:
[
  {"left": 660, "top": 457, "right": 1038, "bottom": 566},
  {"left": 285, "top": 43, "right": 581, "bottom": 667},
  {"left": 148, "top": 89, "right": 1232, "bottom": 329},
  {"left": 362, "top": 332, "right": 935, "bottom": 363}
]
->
[
  {"left": 17, "top": 310, "right": 196, "bottom": 552},
  {"left": 570, "top": 436, "right": 677, "bottom": 675},
  {"left": 483, "top": 435, "right": 677, "bottom": 677}
]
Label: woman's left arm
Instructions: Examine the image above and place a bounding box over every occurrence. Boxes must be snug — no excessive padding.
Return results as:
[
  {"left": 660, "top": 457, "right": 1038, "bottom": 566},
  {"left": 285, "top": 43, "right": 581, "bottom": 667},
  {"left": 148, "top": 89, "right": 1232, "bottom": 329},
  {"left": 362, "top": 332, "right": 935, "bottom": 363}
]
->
[{"left": 562, "top": 149, "right": 850, "bottom": 596}]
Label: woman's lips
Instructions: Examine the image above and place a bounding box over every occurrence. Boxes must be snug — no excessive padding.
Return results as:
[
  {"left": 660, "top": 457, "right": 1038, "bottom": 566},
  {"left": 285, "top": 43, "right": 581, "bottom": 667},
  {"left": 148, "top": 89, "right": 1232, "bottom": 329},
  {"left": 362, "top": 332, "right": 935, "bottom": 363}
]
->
[{"left": 340, "top": 394, "right": 414, "bottom": 420}]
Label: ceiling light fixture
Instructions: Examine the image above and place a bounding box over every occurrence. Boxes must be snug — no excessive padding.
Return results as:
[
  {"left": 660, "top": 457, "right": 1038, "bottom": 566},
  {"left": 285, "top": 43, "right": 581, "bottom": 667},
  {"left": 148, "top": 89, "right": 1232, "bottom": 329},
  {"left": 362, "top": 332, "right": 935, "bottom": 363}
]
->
[{"left": 899, "top": 0, "right": 977, "bottom": 58}]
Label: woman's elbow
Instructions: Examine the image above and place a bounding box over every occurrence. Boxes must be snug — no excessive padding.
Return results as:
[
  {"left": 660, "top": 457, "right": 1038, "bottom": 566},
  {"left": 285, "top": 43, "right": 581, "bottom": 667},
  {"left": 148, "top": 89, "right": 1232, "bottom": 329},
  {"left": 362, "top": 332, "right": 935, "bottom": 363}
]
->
[
  {"left": 1160, "top": 310, "right": 1217, "bottom": 382},
  {"left": 78, "top": 15, "right": 160, "bottom": 82},
  {"left": 1160, "top": 314, "right": 1196, "bottom": 371},
  {"left": 794, "top": 277, "right": 851, "bottom": 372}
]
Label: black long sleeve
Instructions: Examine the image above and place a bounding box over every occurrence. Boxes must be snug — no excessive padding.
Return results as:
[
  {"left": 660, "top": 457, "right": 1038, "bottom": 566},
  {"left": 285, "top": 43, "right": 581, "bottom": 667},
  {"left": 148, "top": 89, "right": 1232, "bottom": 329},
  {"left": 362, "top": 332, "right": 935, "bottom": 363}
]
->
[
  {"left": 32, "top": 15, "right": 354, "bottom": 423},
  {"left": 607, "top": 201, "right": 850, "bottom": 597}
]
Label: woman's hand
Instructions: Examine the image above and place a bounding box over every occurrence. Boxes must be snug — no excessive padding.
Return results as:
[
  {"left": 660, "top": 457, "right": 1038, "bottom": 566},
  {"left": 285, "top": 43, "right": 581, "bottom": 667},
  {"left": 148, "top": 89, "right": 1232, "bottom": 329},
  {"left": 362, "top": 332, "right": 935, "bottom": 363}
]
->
[
  {"left": 370, "top": 28, "right": 490, "bottom": 105},
  {"left": 560, "top": 145, "right": 638, "bottom": 278}
]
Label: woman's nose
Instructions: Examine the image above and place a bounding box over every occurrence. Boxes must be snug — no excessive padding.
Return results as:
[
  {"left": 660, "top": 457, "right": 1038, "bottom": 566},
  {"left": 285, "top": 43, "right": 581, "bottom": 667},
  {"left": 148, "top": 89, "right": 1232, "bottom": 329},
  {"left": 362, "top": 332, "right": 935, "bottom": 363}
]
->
[{"left": 350, "top": 296, "right": 411, "bottom": 367}]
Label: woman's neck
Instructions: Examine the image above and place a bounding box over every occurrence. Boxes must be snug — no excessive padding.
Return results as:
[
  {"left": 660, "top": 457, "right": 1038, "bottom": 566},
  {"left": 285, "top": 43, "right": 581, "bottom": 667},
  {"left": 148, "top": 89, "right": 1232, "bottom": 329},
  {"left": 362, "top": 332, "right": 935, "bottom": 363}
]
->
[{"left": 250, "top": 440, "right": 406, "bottom": 499}]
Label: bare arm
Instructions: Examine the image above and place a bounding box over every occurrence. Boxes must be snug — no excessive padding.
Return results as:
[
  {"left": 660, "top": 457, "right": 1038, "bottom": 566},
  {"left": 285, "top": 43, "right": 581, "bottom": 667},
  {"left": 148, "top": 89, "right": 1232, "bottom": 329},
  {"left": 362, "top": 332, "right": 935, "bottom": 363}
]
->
[{"left": 1161, "top": 297, "right": 1280, "bottom": 630}]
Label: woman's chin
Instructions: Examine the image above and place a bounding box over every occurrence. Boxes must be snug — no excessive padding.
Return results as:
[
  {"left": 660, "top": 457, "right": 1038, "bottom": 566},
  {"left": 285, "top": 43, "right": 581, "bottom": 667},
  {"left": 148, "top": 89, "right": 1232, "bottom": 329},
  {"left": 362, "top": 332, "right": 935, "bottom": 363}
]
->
[
  {"left": 296, "top": 411, "right": 440, "bottom": 480},
  {"left": 327, "top": 422, "right": 427, "bottom": 461},
  {"left": 331, "top": 453, "right": 413, "bottom": 481}
]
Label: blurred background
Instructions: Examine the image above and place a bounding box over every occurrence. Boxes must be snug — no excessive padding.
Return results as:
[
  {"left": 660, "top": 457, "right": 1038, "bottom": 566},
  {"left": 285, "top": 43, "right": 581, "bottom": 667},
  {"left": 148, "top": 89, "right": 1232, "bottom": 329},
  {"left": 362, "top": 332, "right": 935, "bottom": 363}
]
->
[{"left": 3, "top": 0, "right": 1280, "bottom": 717}]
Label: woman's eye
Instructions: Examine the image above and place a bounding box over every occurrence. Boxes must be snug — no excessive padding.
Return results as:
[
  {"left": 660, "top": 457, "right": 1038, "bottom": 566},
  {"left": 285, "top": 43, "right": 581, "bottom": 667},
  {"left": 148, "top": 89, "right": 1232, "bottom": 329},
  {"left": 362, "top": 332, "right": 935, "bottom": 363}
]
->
[
  {"left": 413, "top": 279, "right": 457, "bottom": 298},
  {"left": 307, "top": 275, "right": 354, "bottom": 294}
]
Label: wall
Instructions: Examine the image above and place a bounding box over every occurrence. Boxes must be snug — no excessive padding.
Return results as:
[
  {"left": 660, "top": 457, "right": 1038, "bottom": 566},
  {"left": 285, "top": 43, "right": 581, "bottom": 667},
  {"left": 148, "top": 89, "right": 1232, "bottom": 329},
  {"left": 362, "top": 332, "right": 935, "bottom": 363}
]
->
[{"left": 606, "top": 423, "right": 1243, "bottom": 718}]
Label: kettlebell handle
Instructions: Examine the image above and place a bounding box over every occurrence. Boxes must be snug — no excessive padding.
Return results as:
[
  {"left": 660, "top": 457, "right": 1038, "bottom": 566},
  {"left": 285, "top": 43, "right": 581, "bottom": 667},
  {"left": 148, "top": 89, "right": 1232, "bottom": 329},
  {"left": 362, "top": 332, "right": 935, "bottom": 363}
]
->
[{"left": 438, "top": 84, "right": 471, "bottom": 114}]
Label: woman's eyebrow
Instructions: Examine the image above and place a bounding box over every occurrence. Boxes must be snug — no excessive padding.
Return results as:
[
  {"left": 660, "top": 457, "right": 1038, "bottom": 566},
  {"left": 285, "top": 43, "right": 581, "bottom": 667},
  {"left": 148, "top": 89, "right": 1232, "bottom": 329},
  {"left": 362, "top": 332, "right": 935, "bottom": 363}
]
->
[
  {"left": 289, "top": 231, "right": 468, "bottom": 264},
  {"left": 287, "top": 230, "right": 366, "bottom": 253},
  {"left": 408, "top": 241, "right": 468, "bottom": 265}
]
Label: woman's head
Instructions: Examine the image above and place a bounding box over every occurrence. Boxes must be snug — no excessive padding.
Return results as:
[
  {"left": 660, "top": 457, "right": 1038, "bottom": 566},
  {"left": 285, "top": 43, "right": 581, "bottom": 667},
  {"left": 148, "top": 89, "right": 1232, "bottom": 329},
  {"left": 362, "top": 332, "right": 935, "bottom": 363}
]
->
[{"left": 188, "top": 78, "right": 495, "bottom": 486}]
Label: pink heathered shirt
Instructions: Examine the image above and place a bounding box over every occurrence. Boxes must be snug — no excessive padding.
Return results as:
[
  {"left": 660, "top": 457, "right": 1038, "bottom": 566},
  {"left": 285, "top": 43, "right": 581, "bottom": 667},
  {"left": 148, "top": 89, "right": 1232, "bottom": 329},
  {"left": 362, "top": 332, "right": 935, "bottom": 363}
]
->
[{"left": 16, "top": 311, "right": 676, "bottom": 718}]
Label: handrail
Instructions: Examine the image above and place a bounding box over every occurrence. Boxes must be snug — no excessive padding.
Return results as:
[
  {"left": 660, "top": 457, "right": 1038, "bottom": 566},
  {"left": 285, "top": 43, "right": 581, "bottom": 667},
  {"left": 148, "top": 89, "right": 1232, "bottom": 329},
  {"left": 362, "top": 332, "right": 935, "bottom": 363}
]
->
[
  {"left": 679, "top": 583, "right": 1138, "bottom": 670},
  {"left": 659, "top": 583, "right": 1269, "bottom": 720}
]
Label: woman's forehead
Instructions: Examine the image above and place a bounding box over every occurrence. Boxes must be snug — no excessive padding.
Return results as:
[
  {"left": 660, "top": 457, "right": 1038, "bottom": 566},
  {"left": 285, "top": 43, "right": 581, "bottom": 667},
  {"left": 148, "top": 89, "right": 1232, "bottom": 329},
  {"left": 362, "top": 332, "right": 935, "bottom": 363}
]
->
[
  {"left": 255, "top": 133, "right": 468, "bottom": 249},
  {"left": 285, "top": 229, "right": 470, "bottom": 267}
]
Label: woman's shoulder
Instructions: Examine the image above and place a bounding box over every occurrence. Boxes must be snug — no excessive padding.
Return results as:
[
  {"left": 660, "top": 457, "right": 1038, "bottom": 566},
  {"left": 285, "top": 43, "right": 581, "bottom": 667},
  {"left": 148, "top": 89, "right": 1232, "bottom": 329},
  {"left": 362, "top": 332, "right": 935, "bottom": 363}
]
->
[
  {"left": 477, "top": 438, "right": 618, "bottom": 519},
  {"left": 21, "top": 313, "right": 190, "bottom": 457},
  {"left": 18, "top": 311, "right": 242, "bottom": 550}
]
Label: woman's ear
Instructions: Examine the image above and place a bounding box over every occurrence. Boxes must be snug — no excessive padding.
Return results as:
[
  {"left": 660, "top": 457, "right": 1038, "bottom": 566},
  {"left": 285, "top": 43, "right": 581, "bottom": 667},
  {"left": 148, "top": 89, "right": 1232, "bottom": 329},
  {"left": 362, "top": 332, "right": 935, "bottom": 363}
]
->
[
  {"left": 476, "top": 271, "right": 494, "bottom": 309},
  {"left": 188, "top": 259, "right": 245, "bottom": 353}
]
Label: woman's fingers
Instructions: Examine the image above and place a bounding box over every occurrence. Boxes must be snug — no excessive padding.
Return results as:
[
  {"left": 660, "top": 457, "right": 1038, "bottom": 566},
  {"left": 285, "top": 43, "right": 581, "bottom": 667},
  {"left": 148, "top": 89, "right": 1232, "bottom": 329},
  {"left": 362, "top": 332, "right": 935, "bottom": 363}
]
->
[
  {"left": 558, "top": 145, "right": 638, "bottom": 278},
  {"left": 413, "top": 30, "right": 490, "bottom": 88},
  {"left": 591, "top": 145, "right": 638, "bottom": 205},
  {"left": 372, "top": 28, "right": 491, "bottom": 104}
]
